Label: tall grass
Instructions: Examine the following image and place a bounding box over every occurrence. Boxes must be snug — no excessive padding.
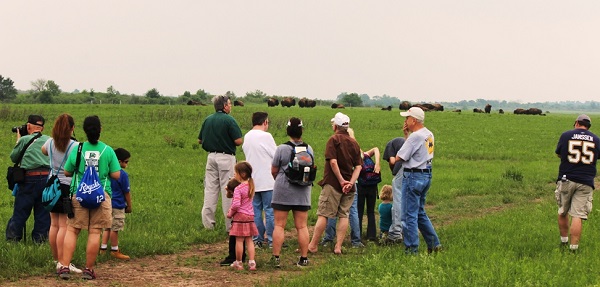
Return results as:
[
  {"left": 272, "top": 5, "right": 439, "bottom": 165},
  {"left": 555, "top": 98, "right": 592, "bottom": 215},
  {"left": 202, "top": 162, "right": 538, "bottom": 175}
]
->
[{"left": 0, "top": 104, "right": 598, "bottom": 285}]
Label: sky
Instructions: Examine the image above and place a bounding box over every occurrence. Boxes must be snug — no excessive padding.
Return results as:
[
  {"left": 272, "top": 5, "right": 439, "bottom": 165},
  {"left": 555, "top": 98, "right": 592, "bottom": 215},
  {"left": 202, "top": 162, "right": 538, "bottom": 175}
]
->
[{"left": 2, "top": 1, "right": 599, "bottom": 103}]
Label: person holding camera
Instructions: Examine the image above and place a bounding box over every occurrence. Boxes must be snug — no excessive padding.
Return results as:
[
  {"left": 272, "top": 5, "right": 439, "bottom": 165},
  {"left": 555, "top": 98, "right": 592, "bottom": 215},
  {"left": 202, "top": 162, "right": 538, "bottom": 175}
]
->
[
  {"left": 6, "top": 115, "right": 51, "bottom": 243},
  {"left": 41, "top": 114, "right": 82, "bottom": 274}
]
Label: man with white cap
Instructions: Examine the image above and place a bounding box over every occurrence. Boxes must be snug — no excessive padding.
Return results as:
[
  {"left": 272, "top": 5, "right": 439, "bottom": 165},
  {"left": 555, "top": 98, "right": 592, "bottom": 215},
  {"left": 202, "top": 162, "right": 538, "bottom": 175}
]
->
[
  {"left": 308, "top": 112, "right": 363, "bottom": 254},
  {"left": 555, "top": 114, "right": 599, "bottom": 252},
  {"left": 396, "top": 107, "right": 441, "bottom": 254}
]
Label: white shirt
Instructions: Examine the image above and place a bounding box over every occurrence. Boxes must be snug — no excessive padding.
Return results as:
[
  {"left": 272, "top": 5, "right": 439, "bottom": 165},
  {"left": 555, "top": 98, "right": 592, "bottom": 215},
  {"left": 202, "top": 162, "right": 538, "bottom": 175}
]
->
[{"left": 242, "top": 129, "right": 277, "bottom": 192}]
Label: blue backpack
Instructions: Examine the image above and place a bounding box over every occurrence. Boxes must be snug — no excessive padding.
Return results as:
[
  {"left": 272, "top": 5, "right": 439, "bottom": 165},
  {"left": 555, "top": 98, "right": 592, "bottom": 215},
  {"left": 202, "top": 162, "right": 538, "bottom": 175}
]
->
[
  {"left": 73, "top": 144, "right": 107, "bottom": 209},
  {"left": 42, "top": 141, "right": 74, "bottom": 212}
]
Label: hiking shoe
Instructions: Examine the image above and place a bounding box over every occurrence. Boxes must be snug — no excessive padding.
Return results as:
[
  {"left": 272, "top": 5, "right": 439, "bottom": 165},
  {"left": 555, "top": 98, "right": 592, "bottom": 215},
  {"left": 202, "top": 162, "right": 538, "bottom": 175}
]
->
[
  {"left": 220, "top": 257, "right": 235, "bottom": 266},
  {"left": 352, "top": 242, "right": 365, "bottom": 248},
  {"left": 82, "top": 268, "right": 96, "bottom": 280},
  {"left": 248, "top": 260, "right": 257, "bottom": 271},
  {"left": 111, "top": 250, "right": 131, "bottom": 260},
  {"left": 270, "top": 256, "right": 281, "bottom": 268},
  {"left": 58, "top": 266, "right": 70, "bottom": 280},
  {"left": 254, "top": 241, "right": 263, "bottom": 249},
  {"left": 230, "top": 260, "right": 244, "bottom": 270},
  {"left": 296, "top": 258, "right": 309, "bottom": 267},
  {"left": 99, "top": 248, "right": 107, "bottom": 255}
]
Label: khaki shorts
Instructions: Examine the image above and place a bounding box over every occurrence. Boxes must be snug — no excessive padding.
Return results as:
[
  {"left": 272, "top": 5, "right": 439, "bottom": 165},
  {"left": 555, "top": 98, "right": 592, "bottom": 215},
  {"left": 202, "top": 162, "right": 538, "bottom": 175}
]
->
[
  {"left": 555, "top": 180, "right": 594, "bottom": 219},
  {"left": 68, "top": 192, "right": 112, "bottom": 230},
  {"left": 317, "top": 184, "right": 355, "bottom": 218},
  {"left": 110, "top": 208, "right": 126, "bottom": 231}
]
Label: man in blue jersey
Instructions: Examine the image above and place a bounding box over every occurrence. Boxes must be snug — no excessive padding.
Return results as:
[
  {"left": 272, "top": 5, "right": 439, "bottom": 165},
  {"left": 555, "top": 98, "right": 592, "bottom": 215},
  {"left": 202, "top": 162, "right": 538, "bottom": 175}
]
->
[{"left": 555, "top": 114, "right": 599, "bottom": 252}]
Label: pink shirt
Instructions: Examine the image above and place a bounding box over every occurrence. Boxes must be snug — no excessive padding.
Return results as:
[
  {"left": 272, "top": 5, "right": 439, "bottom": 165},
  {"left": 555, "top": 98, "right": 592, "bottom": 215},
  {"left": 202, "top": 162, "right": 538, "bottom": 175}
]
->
[{"left": 227, "top": 182, "right": 254, "bottom": 217}]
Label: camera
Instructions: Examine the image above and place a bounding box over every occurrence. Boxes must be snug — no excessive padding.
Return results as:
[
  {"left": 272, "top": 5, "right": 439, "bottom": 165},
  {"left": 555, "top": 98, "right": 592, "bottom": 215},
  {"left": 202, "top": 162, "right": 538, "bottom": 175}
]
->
[{"left": 11, "top": 124, "right": 28, "bottom": 137}]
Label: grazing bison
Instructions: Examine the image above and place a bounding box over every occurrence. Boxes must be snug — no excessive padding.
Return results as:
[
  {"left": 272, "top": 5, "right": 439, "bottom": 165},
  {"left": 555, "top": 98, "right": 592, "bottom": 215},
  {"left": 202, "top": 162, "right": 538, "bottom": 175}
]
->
[
  {"left": 452, "top": 109, "right": 462, "bottom": 112},
  {"left": 484, "top": 104, "right": 492, "bottom": 113},
  {"left": 409, "top": 103, "right": 443, "bottom": 112},
  {"left": 399, "top": 101, "right": 411, "bottom": 110},
  {"left": 186, "top": 100, "right": 206, "bottom": 106},
  {"left": 473, "top": 108, "right": 484, "bottom": 113},
  {"left": 233, "top": 100, "right": 244, "bottom": 107},
  {"left": 527, "top": 108, "right": 542, "bottom": 115},
  {"left": 432, "top": 103, "right": 444, "bottom": 111},
  {"left": 267, "top": 98, "right": 279, "bottom": 107},
  {"left": 281, "top": 97, "right": 296, "bottom": 107},
  {"left": 298, "top": 98, "right": 317, "bottom": 108},
  {"left": 381, "top": 105, "right": 392, "bottom": 111},
  {"left": 514, "top": 108, "right": 526, "bottom": 114},
  {"left": 331, "top": 103, "right": 345, "bottom": 109},
  {"left": 498, "top": 109, "right": 504, "bottom": 114}
]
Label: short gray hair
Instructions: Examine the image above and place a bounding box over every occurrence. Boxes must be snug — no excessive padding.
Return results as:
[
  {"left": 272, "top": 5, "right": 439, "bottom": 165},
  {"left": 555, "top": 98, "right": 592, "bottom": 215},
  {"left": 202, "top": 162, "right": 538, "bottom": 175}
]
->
[{"left": 213, "top": 95, "right": 230, "bottom": 112}]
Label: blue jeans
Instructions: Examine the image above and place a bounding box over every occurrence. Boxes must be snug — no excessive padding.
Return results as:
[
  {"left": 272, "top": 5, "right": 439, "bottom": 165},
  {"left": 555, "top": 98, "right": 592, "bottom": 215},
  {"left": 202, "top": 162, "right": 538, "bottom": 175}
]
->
[
  {"left": 5, "top": 175, "right": 50, "bottom": 243},
  {"left": 388, "top": 171, "right": 404, "bottom": 240},
  {"left": 401, "top": 171, "right": 440, "bottom": 252},
  {"left": 323, "top": 191, "right": 361, "bottom": 245},
  {"left": 252, "top": 190, "right": 274, "bottom": 244}
]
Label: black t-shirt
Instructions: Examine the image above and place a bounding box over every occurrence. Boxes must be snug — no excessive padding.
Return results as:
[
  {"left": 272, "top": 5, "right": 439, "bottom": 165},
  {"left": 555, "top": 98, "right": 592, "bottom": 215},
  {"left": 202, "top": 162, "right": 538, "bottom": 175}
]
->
[{"left": 555, "top": 128, "right": 600, "bottom": 188}]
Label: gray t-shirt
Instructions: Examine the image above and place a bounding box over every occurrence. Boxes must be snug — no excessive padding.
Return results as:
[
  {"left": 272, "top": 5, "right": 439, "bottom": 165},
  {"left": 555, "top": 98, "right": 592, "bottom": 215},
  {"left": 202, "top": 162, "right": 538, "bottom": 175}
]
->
[
  {"left": 397, "top": 127, "right": 434, "bottom": 169},
  {"left": 271, "top": 141, "right": 313, "bottom": 207},
  {"left": 42, "top": 138, "right": 78, "bottom": 185},
  {"left": 384, "top": 137, "right": 406, "bottom": 176}
]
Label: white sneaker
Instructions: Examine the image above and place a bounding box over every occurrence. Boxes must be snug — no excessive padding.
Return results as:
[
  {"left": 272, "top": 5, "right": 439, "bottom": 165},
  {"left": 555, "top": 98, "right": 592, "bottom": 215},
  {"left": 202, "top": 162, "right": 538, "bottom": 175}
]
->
[{"left": 68, "top": 263, "right": 83, "bottom": 274}]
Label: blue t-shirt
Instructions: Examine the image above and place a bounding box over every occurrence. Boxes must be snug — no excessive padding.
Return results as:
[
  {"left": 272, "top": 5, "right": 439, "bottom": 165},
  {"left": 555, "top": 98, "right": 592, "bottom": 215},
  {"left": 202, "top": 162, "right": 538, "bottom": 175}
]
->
[
  {"left": 110, "top": 169, "right": 130, "bottom": 209},
  {"left": 555, "top": 128, "right": 600, "bottom": 189},
  {"left": 378, "top": 202, "right": 393, "bottom": 232}
]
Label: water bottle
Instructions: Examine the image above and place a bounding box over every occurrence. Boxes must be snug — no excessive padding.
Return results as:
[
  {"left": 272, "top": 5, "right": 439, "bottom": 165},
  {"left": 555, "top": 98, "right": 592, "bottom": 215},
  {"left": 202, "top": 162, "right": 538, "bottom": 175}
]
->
[
  {"left": 561, "top": 175, "right": 567, "bottom": 182},
  {"left": 303, "top": 166, "right": 310, "bottom": 182},
  {"left": 293, "top": 157, "right": 299, "bottom": 169}
]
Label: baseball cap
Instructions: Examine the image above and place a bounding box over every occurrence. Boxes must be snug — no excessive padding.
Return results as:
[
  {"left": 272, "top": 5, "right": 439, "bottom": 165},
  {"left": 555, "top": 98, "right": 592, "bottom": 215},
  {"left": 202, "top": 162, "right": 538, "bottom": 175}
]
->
[
  {"left": 331, "top": 112, "right": 350, "bottom": 127},
  {"left": 400, "top": 107, "right": 425, "bottom": 122},
  {"left": 576, "top": 114, "right": 591, "bottom": 124},
  {"left": 27, "top": 114, "right": 45, "bottom": 126}
]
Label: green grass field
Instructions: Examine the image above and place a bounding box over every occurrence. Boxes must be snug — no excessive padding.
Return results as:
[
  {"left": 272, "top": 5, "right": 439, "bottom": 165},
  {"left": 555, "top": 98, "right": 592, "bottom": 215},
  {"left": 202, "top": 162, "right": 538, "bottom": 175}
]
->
[{"left": 1, "top": 104, "right": 599, "bottom": 286}]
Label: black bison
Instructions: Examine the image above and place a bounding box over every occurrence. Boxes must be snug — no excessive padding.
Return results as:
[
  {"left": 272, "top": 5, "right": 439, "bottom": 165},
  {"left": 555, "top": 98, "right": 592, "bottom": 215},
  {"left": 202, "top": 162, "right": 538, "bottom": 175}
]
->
[
  {"left": 499, "top": 109, "right": 504, "bottom": 114},
  {"left": 281, "top": 97, "right": 296, "bottom": 107},
  {"left": 473, "top": 108, "right": 484, "bottom": 113},
  {"left": 381, "top": 105, "right": 392, "bottom": 111},
  {"left": 484, "top": 104, "right": 491, "bottom": 113},
  {"left": 331, "top": 103, "right": 345, "bottom": 109},
  {"left": 298, "top": 98, "right": 316, "bottom": 108},
  {"left": 514, "top": 108, "right": 543, "bottom": 115},
  {"left": 399, "top": 101, "right": 411, "bottom": 110},
  {"left": 233, "top": 100, "right": 244, "bottom": 107},
  {"left": 410, "top": 103, "right": 443, "bottom": 112},
  {"left": 267, "top": 98, "right": 279, "bottom": 107},
  {"left": 453, "top": 109, "right": 462, "bottom": 112},
  {"left": 186, "top": 100, "right": 206, "bottom": 106}
]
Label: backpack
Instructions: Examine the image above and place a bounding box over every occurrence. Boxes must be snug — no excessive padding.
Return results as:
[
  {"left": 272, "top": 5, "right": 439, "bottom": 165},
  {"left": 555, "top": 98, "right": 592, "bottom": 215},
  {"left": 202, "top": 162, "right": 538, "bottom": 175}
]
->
[
  {"left": 74, "top": 144, "right": 107, "bottom": 209},
  {"left": 358, "top": 153, "right": 381, "bottom": 186},
  {"left": 283, "top": 141, "right": 317, "bottom": 186},
  {"left": 42, "top": 140, "right": 74, "bottom": 212}
]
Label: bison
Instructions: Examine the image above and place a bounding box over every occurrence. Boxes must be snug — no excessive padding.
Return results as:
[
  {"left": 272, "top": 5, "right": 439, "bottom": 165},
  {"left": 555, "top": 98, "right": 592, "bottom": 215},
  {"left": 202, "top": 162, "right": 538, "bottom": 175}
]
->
[
  {"left": 399, "top": 101, "right": 411, "bottom": 110},
  {"left": 381, "top": 105, "right": 392, "bottom": 111},
  {"left": 281, "top": 97, "right": 296, "bottom": 107},
  {"left": 267, "top": 98, "right": 279, "bottom": 107},
  {"left": 331, "top": 103, "right": 345, "bottom": 109},
  {"left": 484, "top": 104, "right": 491, "bottom": 113},
  {"left": 473, "top": 108, "right": 484, "bottom": 113},
  {"left": 453, "top": 109, "right": 462, "bottom": 113},
  {"left": 298, "top": 98, "right": 317, "bottom": 108},
  {"left": 498, "top": 109, "right": 504, "bottom": 114},
  {"left": 186, "top": 100, "right": 206, "bottom": 106},
  {"left": 233, "top": 100, "right": 244, "bottom": 107},
  {"left": 514, "top": 108, "right": 543, "bottom": 115},
  {"left": 409, "top": 103, "right": 443, "bottom": 112}
]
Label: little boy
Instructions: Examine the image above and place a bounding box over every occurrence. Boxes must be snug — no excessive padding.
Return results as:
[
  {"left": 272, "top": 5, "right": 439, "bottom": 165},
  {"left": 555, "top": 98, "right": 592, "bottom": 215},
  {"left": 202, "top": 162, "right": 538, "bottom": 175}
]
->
[
  {"left": 378, "top": 185, "right": 393, "bottom": 244},
  {"left": 100, "top": 148, "right": 132, "bottom": 260}
]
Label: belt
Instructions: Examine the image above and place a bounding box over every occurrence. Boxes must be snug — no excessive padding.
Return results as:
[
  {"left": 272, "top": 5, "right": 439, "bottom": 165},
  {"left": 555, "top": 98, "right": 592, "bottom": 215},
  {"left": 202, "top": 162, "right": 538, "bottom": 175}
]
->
[
  {"left": 26, "top": 171, "right": 50, "bottom": 176},
  {"left": 208, "top": 151, "right": 235, "bottom": 156},
  {"left": 405, "top": 168, "right": 431, "bottom": 173}
]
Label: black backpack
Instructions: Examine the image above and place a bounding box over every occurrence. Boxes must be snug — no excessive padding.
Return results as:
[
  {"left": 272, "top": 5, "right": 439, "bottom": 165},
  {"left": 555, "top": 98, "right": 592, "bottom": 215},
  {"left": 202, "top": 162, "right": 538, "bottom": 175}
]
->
[{"left": 284, "top": 141, "right": 317, "bottom": 186}]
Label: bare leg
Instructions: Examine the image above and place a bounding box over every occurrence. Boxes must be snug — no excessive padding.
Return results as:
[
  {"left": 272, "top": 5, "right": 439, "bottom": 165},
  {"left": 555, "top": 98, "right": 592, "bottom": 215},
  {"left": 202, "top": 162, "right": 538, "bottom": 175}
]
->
[
  {"left": 61, "top": 226, "right": 81, "bottom": 266},
  {"left": 308, "top": 216, "right": 328, "bottom": 253},
  {"left": 56, "top": 214, "right": 68, "bottom": 263},
  {"left": 101, "top": 228, "right": 111, "bottom": 246},
  {"left": 334, "top": 217, "right": 349, "bottom": 254},
  {"left": 293, "top": 210, "right": 309, "bottom": 258},
  {"left": 110, "top": 230, "right": 119, "bottom": 248},
  {"left": 245, "top": 236, "right": 255, "bottom": 261},
  {"left": 49, "top": 213, "right": 60, "bottom": 260},
  {"left": 235, "top": 237, "right": 244, "bottom": 261},
  {"left": 86, "top": 228, "right": 102, "bottom": 269},
  {"left": 570, "top": 217, "right": 583, "bottom": 245},
  {"left": 272, "top": 210, "right": 288, "bottom": 256},
  {"left": 558, "top": 214, "right": 569, "bottom": 237}
]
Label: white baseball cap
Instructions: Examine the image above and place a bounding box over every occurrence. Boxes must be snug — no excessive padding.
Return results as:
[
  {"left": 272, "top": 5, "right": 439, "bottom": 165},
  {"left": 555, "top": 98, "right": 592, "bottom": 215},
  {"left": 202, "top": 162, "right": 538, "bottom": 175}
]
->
[
  {"left": 400, "top": 107, "right": 425, "bottom": 122},
  {"left": 331, "top": 112, "right": 350, "bottom": 127}
]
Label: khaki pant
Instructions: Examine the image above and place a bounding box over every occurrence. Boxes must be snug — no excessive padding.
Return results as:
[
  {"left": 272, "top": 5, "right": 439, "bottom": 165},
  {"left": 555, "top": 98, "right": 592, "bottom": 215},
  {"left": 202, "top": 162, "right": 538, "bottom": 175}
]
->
[{"left": 202, "top": 153, "right": 236, "bottom": 231}]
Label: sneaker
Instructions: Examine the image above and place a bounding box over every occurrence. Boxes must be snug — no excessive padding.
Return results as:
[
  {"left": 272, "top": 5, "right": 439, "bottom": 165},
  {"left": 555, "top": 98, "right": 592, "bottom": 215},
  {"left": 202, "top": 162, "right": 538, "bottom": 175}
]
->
[
  {"left": 248, "top": 260, "right": 257, "bottom": 271},
  {"left": 55, "top": 261, "right": 62, "bottom": 274},
  {"left": 352, "top": 242, "right": 365, "bottom": 248},
  {"left": 99, "top": 248, "right": 107, "bottom": 255},
  {"left": 111, "top": 250, "right": 131, "bottom": 260},
  {"left": 296, "top": 258, "right": 309, "bottom": 267},
  {"left": 82, "top": 268, "right": 96, "bottom": 280},
  {"left": 68, "top": 263, "right": 83, "bottom": 274},
  {"left": 270, "top": 256, "right": 281, "bottom": 268},
  {"left": 58, "top": 266, "right": 70, "bottom": 280},
  {"left": 254, "top": 241, "right": 263, "bottom": 249},
  {"left": 319, "top": 240, "right": 332, "bottom": 247},
  {"left": 230, "top": 260, "right": 244, "bottom": 270},
  {"left": 220, "top": 257, "right": 235, "bottom": 266}
]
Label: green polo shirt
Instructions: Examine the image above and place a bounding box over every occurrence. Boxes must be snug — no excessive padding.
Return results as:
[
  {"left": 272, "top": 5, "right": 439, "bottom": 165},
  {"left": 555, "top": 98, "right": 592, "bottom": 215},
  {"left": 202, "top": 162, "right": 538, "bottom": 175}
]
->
[
  {"left": 10, "top": 132, "right": 50, "bottom": 170},
  {"left": 198, "top": 111, "right": 242, "bottom": 155}
]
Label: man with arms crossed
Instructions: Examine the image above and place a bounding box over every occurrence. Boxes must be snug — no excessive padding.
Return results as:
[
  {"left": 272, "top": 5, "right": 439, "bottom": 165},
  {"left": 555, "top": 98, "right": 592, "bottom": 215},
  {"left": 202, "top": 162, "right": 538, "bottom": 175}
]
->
[
  {"left": 242, "top": 112, "right": 277, "bottom": 248},
  {"left": 555, "top": 114, "right": 599, "bottom": 252},
  {"left": 396, "top": 107, "right": 441, "bottom": 254}
]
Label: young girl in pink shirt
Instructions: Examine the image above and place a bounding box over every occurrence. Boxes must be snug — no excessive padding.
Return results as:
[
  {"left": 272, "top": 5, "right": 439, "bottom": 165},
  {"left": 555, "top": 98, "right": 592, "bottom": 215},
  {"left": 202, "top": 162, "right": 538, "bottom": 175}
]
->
[{"left": 227, "top": 161, "right": 258, "bottom": 270}]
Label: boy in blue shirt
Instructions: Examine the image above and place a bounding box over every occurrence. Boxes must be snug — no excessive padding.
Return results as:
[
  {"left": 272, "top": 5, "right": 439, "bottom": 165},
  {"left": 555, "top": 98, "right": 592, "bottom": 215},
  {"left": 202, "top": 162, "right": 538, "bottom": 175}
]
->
[{"left": 100, "top": 148, "right": 132, "bottom": 260}]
